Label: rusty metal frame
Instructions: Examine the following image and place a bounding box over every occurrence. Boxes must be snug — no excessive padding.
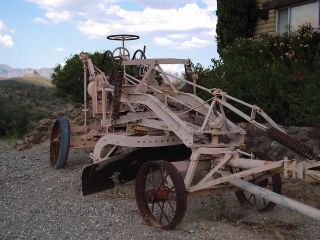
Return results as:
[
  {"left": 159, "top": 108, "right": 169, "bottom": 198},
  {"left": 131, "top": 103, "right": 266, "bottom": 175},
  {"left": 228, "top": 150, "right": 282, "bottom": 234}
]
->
[{"left": 71, "top": 39, "right": 320, "bottom": 221}]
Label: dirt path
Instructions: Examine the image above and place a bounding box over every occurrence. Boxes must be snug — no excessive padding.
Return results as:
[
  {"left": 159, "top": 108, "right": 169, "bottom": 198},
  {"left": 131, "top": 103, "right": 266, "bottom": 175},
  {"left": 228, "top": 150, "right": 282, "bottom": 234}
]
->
[{"left": 1, "top": 140, "right": 319, "bottom": 240}]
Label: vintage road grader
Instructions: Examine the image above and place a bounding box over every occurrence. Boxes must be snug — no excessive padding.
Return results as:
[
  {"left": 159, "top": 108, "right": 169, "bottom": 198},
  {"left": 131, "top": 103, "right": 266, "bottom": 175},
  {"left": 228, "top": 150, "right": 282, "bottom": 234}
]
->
[{"left": 50, "top": 34, "right": 320, "bottom": 229}]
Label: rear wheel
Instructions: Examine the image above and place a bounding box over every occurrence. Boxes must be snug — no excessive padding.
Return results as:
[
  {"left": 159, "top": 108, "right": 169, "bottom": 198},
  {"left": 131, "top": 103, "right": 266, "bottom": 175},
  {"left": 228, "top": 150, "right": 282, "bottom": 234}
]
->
[
  {"left": 50, "top": 117, "right": 70, "bottom": 169},
  {"left": 234, "top": 152, "right": 282, "bottom": 212},
  {"left": 135, "top": 160, "right": 187, "bottom": 229}
]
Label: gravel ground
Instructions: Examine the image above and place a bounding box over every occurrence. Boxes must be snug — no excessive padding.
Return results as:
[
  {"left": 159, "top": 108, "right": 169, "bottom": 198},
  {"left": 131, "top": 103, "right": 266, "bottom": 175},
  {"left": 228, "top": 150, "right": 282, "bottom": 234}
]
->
[{"left": 1, "top": 140, "right": 320, "bottom": 240}]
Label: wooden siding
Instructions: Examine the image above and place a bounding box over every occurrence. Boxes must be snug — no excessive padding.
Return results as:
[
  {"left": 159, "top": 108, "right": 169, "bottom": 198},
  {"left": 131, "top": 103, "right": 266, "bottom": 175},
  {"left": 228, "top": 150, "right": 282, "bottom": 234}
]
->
[{"left": 255, "top": 0, "right": 276, "bottom": 36}]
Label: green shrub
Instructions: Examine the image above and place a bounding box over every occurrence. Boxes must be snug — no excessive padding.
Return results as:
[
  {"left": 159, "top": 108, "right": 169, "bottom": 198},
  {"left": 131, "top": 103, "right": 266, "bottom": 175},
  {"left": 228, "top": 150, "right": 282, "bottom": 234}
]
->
[
  {"left": 196, "top": 25, "right": 320, "bottom": 127},
  {"left": 0, "top": 96, "right": 30, "bottom": 137},
  {"left": 51, "top": 51, "right": 110, "bottom": 102},
  {"left": 216, "top": 0, "right": 257, "bottom": 54}
]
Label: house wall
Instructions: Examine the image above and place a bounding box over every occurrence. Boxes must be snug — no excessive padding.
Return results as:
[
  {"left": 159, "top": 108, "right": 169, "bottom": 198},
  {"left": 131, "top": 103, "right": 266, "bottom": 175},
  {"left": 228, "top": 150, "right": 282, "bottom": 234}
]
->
[{"left": 255, "top": 0, "right": 276, "bottom": 36}]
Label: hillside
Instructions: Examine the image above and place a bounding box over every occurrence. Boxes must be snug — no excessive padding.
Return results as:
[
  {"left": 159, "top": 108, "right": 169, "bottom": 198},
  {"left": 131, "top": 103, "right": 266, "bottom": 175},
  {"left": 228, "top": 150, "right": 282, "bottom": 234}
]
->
[
  {"left": 0, "top": 75, "right": 70, "bottom": 137},
  {"left": 0, "top": 75, "right": 53, "bottom": 87},
  {"left": 0, "top": 64, "right": 53, "bottom": 79}
]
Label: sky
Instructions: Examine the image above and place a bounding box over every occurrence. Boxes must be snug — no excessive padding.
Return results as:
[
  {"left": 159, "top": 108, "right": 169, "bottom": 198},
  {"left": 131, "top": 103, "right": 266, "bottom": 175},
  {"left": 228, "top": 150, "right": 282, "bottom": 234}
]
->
[{"left": 0, "top": 0, "right": 218, "bottom": 71}]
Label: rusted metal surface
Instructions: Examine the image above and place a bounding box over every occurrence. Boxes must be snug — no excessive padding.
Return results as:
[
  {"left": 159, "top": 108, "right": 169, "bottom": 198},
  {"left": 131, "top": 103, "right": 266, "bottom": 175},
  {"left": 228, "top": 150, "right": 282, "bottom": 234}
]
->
[
  {"left": 50, "top": 34, "right": 320, "bottom": 227},
  {"left": 135, "top": 160, "right": 187, "bottom": 229},
  {"left": 50, "top": 121, "right": 60, "bottom": 166},
  {"left": 82, "top": 145, "right": 191, "bottom": 195}
]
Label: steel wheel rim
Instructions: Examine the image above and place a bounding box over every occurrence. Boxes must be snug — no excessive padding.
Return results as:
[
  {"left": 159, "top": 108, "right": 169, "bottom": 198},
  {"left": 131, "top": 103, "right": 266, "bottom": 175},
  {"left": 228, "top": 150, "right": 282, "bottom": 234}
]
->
[
  {"left": 233, "top": 152, "right": 281, "bottom": 212},
  {"left": 136, "top": 162, "right": 184, "bottom": 228},
  {"left": 243, "top": 176, "right": 274, "bottom": 210}
]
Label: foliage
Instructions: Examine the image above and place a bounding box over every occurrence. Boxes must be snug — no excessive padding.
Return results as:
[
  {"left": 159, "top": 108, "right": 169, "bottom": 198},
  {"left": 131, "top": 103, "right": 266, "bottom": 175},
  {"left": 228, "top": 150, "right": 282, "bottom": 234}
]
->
[
  {"left": 52, "top": 51, "right": 106, "bottom": 101},
  {"left": 0, "top": 80, "right": 69, "bottom": 138},
  {"left": 196, "top": 25, "right": 320, "bottom": 127},
  {"left": 0, "top": 96, "right": 29, "bottom": 137},
  {"left": 216, "top": 0, "right": 257, "bottom": 54}
]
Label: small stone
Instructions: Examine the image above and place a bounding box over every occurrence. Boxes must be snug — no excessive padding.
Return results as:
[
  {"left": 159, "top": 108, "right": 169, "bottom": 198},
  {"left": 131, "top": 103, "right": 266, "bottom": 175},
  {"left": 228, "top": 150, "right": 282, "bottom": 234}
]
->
[
  {"left": 16, "top": 140, "right": 24, "bottom": 145},
  {"left": 270, "top": 141, "right": 279, "bottom": 149}
]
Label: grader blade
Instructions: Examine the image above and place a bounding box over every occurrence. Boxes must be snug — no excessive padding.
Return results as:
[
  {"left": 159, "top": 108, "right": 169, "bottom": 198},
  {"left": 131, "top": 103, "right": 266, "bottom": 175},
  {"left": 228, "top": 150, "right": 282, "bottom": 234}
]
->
[
  {"left": 82, "top": 145, "right": 191, "bottom": 195},
  {"left": 82, "top": 150, "right": 147, "bottom": 195}
]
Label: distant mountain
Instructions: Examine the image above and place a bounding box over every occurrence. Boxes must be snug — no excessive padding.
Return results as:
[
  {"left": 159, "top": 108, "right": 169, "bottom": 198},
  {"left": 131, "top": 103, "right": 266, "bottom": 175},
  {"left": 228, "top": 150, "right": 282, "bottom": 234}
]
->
[{"left": 0, "top": 64, "right": 53, "bottom": 79}]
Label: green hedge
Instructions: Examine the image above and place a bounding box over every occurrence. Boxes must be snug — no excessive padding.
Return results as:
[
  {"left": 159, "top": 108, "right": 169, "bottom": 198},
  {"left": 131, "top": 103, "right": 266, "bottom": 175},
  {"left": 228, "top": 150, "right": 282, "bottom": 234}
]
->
[
  {"left": 216, "top": 0, "right": 257, "bottom": 54},
  {"left": 52, "top": 52, "right": 106, "bottom": 102},
  {"left": 196, "top": 25, "right": 320, "bottom": 127}
]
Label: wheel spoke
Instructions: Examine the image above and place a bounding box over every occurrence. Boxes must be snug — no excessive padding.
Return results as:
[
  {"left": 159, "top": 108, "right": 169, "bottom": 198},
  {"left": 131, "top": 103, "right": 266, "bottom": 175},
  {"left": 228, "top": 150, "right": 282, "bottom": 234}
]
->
[
  {"left": 151, "top": 202, "right": 155, "bottom": 214},
  {"left": 160, "top": 173, "right": 169, "bottom": 187},
  {"left": 167, "top": 200, "right": 176, "bottom": 212},
  {"left": 145, "top": 171, "right": 156, "bottom": 188},
  {"left": 247, "top": 193, "right": 254, "bottom": 202},
  {"left": 234, "top": 153, "right": 281, "bottom": 212},
  {"left": 157, "top": 202, "right": 170, "bottom": 224},
  {"left": 263, "top": 198, "right": 268, "bottom": 207},
  {"left": 158, "top": 202, "right": 164, "bottom": 224}
]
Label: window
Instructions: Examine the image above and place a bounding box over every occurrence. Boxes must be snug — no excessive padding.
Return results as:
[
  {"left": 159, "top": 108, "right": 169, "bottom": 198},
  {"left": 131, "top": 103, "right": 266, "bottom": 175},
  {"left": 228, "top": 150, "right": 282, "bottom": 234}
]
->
[{"left": 277, "top": 1, "right": 320, "bottom": 33}]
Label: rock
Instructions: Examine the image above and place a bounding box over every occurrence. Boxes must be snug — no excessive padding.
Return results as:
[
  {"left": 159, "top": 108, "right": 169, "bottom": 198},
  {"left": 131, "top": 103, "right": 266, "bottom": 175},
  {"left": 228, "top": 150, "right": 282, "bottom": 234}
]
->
[
  {"left": 296, "top": 130, "right": 312, "bottom": 142},
  {"left": 270, "top": 141, "right": 279, "bottom": 149},
  {"left": 39, "top": 119, "right": 52, "bottom": 125},
  {"left": 285, "top": 126, "right": 299, "bottom": 135},
  {"left": 52, "top": 111, "right": 64, "bottom": 118},
  {"left": 16, "top": 144, "right": 26, "bottom": 151},
  {"left": 68, "top": 111, "right": 79, "bottom": 119},
  {"left": 30, "top": 132, "right": 42, "bottom": 144},
  {"left": 15, "top": 141, "right": 31, "bottom": 151},
  {"left": 40, "top": 135, "right": 47, "bottom": 143},
  {"left": 36, "top": 125, "right": 48, "bottom": 132},
  {"left": 74, "top": 102, "right": 82, "bottom": 108},
  {"left": 68, "top": 105, "right": 75, "bottom": 112},
  {"left": 15, "top": 140, "right": 24, "bottom": 146}
]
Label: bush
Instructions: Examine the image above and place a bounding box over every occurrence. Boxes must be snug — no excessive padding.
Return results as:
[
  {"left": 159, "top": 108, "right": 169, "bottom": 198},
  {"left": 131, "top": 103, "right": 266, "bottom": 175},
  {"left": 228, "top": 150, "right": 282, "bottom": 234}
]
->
[
  {"left": 216, "top": 0, "right": 257, "bottom": 54},
  {"left": 52, "top": 51, "right": 111, "bottom": 102},
  {"left": 0, "top": 96, "right": 30, "bottom": 137},
  {"left": 196, "top": 25, "right": 320, "bottom": 127}
]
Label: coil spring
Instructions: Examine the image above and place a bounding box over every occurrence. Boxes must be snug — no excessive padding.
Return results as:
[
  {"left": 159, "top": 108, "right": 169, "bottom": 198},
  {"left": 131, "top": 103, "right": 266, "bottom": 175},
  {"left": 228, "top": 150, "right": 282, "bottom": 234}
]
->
[
  {"left": 111, "top": 67, "right": 124, "bottom": 120},
  {"left": 266, "top": 127, "right": 314, "bottom": 159}
]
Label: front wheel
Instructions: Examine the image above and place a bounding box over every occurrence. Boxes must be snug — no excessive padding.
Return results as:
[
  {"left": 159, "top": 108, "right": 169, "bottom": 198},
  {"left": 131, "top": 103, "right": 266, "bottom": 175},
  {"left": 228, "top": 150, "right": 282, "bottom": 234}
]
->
[
  {"left": 50, "top": 117, "right": 70, "bottom": 169},
  {"left": 135, "top": 160, "right": 187, "bottom": 229}
]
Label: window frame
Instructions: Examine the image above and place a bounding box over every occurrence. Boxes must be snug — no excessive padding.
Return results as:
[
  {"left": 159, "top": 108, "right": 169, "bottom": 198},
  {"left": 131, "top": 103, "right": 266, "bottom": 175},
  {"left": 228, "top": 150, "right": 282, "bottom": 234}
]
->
[{"left": 276, "top": 0, "right": 320, "bottom": 33}]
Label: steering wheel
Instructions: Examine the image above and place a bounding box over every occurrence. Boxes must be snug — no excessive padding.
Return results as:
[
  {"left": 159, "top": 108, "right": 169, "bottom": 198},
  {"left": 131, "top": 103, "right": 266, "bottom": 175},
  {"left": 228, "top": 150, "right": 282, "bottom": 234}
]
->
[{"left": 107, "top": 34, "right": 139, "bottom": 41}]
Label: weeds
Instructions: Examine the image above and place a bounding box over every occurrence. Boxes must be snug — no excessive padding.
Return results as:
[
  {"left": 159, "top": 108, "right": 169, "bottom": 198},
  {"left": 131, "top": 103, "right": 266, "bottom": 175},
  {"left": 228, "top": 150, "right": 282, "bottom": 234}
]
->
[
  {"left": 210, "top": 193, "right": 227, "bottom": 221},
  {"left": 108, "top": 172, "right": 135, "bottom": 199},
  {"left": 111, "top": 172, "right": 121, "bottom": 194}
]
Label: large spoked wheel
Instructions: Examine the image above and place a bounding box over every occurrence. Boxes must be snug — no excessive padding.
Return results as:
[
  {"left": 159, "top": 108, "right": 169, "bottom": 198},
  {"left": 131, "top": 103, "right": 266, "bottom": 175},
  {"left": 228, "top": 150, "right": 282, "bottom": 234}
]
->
[
  {"left": 132, "top": 49, "right": 146, "bottom": 60},
  {"left": 112, "top": 47, "right": 131, "bottom": 59},
  {"left": 101, "top": 50, "right": 116, "bottom": 83},
  {"left": 135, "top": 160, "right": 187, "bottom": 229},
  {"left": 132, "top": 49, "right": 147, "bottom": 78},
  {"left": 234, "top": 152, "right": 282, "bottom": 212},
  {"left": 50, "top": 117, "right": 70, "bottom": 169}
]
